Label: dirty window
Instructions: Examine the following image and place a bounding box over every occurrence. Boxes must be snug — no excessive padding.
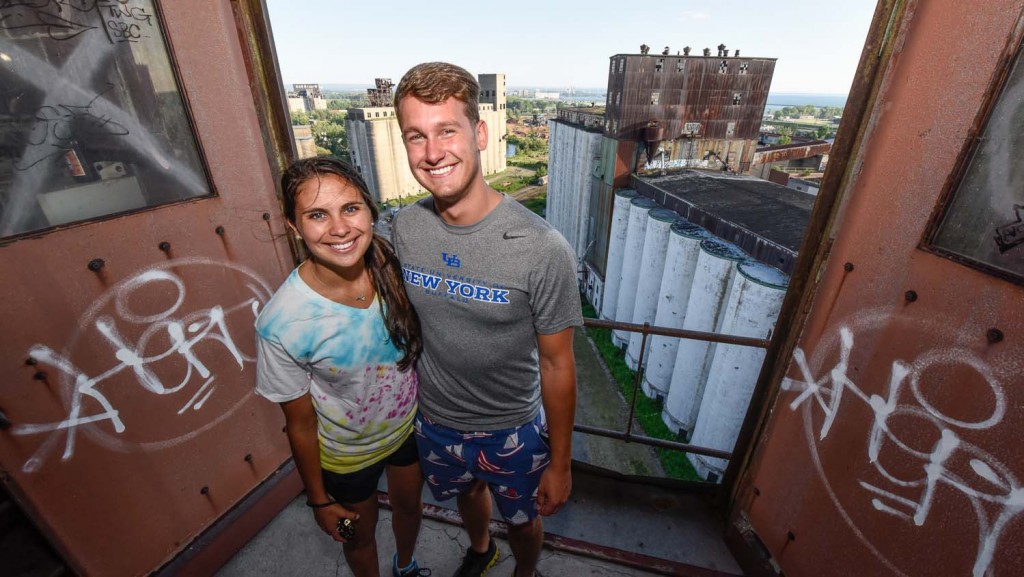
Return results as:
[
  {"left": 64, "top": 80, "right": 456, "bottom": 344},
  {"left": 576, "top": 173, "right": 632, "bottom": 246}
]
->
[
  {"left": 930, "top": 45, "right": 1024, "bottom": 282},
  {"left": 0, "top": 0, "right": 212, "bottom": 240}
]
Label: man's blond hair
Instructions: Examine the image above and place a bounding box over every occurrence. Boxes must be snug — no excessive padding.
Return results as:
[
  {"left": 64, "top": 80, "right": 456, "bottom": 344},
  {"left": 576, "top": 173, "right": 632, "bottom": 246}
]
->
[{"left": 395, "top": 62, "right": 480, "bottom": 126}]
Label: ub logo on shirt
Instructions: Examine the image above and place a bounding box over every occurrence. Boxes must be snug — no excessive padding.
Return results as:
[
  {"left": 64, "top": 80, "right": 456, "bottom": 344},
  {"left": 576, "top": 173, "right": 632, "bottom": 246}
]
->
[{"left": 442, "top": 253, "right": 461, "bottom": 268}]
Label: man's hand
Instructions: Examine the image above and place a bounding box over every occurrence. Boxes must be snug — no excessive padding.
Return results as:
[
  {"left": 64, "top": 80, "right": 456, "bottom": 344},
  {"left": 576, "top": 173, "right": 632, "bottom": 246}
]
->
[{"left": 536, "top": 466, "right": 572, "bottom": 516}]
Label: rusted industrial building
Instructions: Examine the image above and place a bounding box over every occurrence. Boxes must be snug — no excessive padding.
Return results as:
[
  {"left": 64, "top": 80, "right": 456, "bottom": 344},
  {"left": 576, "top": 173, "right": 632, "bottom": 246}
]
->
[
  {"left": 287, "top": 82, "right": 327, "bottom": 112},
  {"left": 1, "top": 1, "right": 1023, "bottom": 577},
  {"left": 548, "top": 44, "right": 777, "bottom": 293},
  {"left": 605, "top": 46, "right": 776, "bottom": 173}
]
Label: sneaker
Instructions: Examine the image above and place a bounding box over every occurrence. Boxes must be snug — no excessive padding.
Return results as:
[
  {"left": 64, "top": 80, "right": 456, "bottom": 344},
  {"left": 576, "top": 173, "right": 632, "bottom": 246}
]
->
[
  {"left": 453, "top": 537, "right": 499, "bottom": 577},
  {"left": 393, "top": 554, "right": 432, "bottom": 577}
]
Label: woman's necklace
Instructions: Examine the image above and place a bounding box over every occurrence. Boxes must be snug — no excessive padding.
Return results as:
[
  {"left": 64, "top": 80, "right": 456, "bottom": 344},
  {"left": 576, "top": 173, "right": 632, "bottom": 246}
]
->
[{"left": 309, "top": 261, "right": 370, "bottom": 302}]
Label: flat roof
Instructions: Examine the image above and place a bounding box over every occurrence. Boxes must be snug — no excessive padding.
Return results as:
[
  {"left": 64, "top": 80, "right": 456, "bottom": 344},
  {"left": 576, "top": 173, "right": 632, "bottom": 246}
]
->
[{"left": 635, "top": 170, "right": 814, "bottom": 272}]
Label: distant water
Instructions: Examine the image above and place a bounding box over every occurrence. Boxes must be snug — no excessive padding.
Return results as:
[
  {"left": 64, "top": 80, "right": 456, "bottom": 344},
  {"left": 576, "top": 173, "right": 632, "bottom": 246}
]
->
[
  {"left": 559, "top": 95, "right": 607, "bottom": 103},
  {"left": 767, "top": 93, "right": 847, "bottom": 108}
]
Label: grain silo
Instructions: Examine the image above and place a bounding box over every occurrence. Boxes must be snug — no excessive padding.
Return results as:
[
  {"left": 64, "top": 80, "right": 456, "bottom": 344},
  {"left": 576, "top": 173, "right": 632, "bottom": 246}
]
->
[{"left": 662, "top": 238, "right": 747, "bottom": 434}]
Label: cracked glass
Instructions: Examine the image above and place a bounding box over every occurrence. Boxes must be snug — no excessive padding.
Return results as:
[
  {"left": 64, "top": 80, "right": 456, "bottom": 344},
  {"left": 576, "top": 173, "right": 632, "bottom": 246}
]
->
[
  {"left": 931, "top": 45, "right": 1024, "bottom": 282},
  {"left": 0, "top": 0, "right": 212, "bottom": 240}
]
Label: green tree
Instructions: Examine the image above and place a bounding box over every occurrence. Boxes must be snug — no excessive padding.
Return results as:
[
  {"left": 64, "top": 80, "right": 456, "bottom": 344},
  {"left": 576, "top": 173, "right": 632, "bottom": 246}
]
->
[
  {"left": 291, "top": 111, "right": 309, "bottom": 126},
  {"left": 311, "top": 122, "right": 349, "bottom": 159},
  {"left": 778, "top": 125, "right": 794, "bottom": 145}
]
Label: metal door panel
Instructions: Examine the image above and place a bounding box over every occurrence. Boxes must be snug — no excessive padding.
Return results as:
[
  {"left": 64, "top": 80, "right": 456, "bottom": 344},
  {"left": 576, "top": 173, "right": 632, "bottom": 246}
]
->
[
  {"left": 0, "top": 2, "right": 295, "bottom": 575},
  {"left": 736, "top": 1, "right": 1024, "bottom": 576}
]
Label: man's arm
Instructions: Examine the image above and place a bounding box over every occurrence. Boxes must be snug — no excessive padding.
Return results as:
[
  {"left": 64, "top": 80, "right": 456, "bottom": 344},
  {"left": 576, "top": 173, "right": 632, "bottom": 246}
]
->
[{"left": 535, "top": 326, "right": 577, "bottom": 516}]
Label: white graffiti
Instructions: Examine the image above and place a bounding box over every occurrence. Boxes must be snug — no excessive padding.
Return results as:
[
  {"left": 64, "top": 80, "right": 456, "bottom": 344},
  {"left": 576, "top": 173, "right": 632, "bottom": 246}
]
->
[
  {"left": 643, "top": 157, "right": 712, "bottom": 171},
  {"left": 12, "top": 259, "right": 272, "bottom": 473},
  {"left": 783, "top": 325, "right": 1022, "bottom": 577}
]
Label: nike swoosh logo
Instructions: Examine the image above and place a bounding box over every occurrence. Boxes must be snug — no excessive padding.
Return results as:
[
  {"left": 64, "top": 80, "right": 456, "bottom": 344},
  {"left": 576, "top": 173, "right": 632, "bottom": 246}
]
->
[{"left": 503, "top": 232, "right": 526, "bottom": 239}]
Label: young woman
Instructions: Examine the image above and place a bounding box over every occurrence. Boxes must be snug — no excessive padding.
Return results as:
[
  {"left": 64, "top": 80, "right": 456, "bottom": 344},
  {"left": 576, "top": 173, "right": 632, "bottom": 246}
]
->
[{"left": 255, "top": 157, "right": 428, "bottom": 577}]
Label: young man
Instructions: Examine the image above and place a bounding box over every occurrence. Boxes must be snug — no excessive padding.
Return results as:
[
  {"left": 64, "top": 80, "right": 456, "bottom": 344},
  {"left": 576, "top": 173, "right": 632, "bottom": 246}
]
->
[{"left": 391, "top": 62, "right": 582, "bottom": 577}]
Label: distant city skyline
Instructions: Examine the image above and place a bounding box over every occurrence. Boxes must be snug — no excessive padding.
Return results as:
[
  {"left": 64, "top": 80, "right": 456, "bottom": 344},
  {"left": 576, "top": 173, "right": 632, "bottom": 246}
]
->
[{"left": 266, "top": 0, "right": 878, "bottom": 96}]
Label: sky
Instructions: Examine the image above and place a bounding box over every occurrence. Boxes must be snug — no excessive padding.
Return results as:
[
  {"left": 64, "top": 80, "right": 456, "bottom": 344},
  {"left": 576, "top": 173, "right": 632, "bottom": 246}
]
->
[{"left": 266, "top": 0, "right": 878, "bottom": 95}]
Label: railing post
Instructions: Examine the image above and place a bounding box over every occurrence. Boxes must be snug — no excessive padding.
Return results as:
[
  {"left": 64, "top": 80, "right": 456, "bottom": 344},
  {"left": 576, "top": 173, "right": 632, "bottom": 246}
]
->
[{"left": 623, "top": 322, "right": 650, "bottom": 442}]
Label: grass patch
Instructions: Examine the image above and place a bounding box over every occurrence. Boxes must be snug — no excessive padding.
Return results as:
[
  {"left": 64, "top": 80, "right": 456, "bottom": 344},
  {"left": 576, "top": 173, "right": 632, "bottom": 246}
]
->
[
  {"left": 520, "top": 192, "right": 546, "bottom": 216},
  {"left": 507, "top": 159, "right": 546, "bottom": 172},
  {"left": 581, "top": 300, "right": 702, "bottom": 482},
  {"left": 492, "top": 175, "right": 534, "bottom": 193}
]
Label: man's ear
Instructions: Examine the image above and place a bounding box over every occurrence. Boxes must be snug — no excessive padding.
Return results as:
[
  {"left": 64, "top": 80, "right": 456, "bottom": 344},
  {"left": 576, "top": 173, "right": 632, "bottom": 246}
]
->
[{"left": 476, "top": 119, "right": 488, "bottom": 151}]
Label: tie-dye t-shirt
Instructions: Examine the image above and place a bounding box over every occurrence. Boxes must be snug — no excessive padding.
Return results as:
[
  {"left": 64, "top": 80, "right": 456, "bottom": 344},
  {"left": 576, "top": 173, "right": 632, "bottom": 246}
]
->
[{"left": 254, "top": 267, "right": 417, "bottom": 474}]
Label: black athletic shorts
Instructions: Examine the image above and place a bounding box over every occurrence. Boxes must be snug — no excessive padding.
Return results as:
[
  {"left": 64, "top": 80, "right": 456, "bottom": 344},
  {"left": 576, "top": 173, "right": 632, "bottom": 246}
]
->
[{"left": 321, "top": 433, "right": 419, "bottom": 504}]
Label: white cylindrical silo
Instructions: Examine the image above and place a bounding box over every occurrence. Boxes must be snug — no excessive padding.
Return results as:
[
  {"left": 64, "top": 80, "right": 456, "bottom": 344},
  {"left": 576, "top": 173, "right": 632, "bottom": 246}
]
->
[
  {"left": 612, "top": 197, "right": 659, "bottom": 347},
  {"left": 689, "top": 262, "right": 789, "bottom": 481},
  {"left": 642, "top": 221, "right": 711, "bottom": 399},
  {"left": 625, "top": 208, "right": 678, "bottom": 370},
  {"left": 600, "top": 189, "right": 639, "bottom": 320},
  {"left": 662, "top": 238, "right": 747, "bottom": 435}
]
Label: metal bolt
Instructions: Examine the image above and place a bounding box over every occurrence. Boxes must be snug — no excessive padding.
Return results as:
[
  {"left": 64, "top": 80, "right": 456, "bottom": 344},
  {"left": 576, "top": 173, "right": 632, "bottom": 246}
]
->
[
  {"left": 986, "top": 328, "right": 1004, "bottom": 344},
  {"left": 244, "top": 453, "right": 253, "bottom": 463},
  {"left": 25, "top": 357, "right": 37, "bottom": 366},
  {"left": 282, "top": 426, "right": 287, "bottom": 433},
  {"left": 843, "top": 262, "right": 854, "bottom": 272},
  {"left": 787, "top": 530, "right": 796, "bottom": 542},
  {"left": 904, "top": 290, "right": 918, "bottom": 302},
  {"left": 262, "top": 212, "right": 271, "bottom": 221},
  {"left": 33, "top": 371, "right": 46, "bottom": 381},
  {"left": 200, "top": 486, "right": 209, "bottom": 495},
  {"left": 87, "top": 258, "right": 105, "bottom": 272},
  {"left": 215, "top": 226, "right": 225, "bottom": 236},
  {"left": 158, "top": 241, "right": 171, "bottom": 252},
  {"left": 753, "top": 487, "right": 761, "bottom": 497}
]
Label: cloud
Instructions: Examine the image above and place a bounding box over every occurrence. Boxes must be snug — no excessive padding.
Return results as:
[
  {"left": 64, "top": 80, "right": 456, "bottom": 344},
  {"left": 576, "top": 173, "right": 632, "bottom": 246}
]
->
[{"left": 679, "top": 11, "right": 710, "bottom": 21}]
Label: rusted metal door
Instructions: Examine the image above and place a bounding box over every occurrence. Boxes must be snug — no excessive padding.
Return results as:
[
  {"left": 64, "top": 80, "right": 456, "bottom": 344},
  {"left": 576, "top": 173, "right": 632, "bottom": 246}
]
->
[
  {"left": 0, "top": 2, "right": 295, "bottom": 575},
  {"left": 730, "top": 1, "right": 1024, "bottom": 576}
]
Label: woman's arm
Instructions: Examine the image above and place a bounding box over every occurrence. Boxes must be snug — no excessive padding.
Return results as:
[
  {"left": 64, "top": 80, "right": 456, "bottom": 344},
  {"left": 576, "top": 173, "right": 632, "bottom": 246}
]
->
[{"left": 280, "top": 394, "right": 357, "bottom": 542}]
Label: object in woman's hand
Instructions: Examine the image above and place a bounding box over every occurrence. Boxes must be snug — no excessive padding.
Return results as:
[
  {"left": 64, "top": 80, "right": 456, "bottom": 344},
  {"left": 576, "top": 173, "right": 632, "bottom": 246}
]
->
[{"left": 337, "top": 518, "right": 355, "bottom": 540}]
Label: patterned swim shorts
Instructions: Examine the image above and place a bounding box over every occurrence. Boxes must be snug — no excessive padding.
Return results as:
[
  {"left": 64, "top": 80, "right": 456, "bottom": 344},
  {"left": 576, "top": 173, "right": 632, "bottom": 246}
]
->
[{"left": 414, "top": 412, "right": 550, "bottom": 525}]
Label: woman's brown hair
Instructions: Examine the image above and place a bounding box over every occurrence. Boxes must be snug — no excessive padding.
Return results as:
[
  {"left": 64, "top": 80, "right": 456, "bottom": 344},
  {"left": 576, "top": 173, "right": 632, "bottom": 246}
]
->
[{"left": 281, "top": 157, "right": 422, "bottom": 370}]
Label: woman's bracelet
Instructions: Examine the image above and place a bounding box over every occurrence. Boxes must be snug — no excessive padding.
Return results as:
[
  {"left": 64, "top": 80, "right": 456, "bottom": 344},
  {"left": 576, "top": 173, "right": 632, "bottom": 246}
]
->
[{"left": 305, "top": 499, "right": 336, "bottom": 509}]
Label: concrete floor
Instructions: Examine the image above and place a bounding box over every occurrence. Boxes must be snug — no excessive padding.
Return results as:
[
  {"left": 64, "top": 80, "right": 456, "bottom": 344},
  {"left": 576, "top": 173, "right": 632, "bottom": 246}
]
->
[
  {"left": 218, "top": 317, "right": 743, "bottom": 576},
  {"left": 216, "top": 493, "right": 668, "bottom": 577},
  {"left": 218, "top": 467, "right": 742, "bottom": 577}
]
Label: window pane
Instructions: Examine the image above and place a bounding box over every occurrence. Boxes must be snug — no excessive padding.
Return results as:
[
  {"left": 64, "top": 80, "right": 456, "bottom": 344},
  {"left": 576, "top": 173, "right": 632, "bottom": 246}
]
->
[
  {"left": 0, "top": 0, "right": 212, "bottom": 239},
  {"left": 931, "top": 46, "right": 1024, "bottom": 281}
]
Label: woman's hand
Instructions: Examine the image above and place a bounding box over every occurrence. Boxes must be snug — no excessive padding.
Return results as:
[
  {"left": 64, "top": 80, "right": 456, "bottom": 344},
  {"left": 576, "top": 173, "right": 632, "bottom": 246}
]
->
[{"left": 313, "top": 503, "right": 359, "bottom": 543}]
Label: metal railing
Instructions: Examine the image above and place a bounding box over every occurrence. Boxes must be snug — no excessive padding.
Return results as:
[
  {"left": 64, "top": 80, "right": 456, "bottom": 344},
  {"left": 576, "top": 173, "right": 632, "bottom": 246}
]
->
[{"left": 574, "top": 317, "right": 771, "bottom": 463}]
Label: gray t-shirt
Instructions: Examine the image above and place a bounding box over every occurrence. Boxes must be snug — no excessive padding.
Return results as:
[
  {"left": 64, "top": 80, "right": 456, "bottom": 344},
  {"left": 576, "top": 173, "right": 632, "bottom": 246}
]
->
[{"left": 393, "top": 194, "right": 582, "bottom": 430}]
